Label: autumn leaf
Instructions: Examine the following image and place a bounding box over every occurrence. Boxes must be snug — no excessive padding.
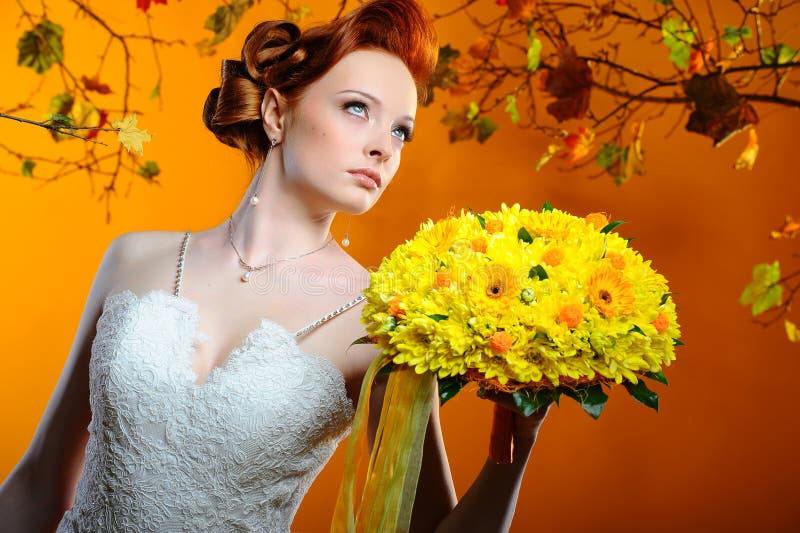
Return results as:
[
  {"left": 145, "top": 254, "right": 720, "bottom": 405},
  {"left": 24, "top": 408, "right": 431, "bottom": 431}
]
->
[
  {"left": 475, "top": 117, "right": 497, "bottom": 143},
  {"left": 136, "top": 0, "right": 167, "bottom": 14},
  {"left": 423, "top": 44, "right": 460, "bottom": 105},
  {"left": 527, "top": 29, "right": 542, "bottom": 71},
  {"left": 539, "top": 46, "right": 592, "bottom": 122},
  {"left": 505, "top": 94, "right": 520, "bottom": 124},
  {"left": 734, "top": 128, "right": 758, "bottom": 170},
  {"left": 594, "top": 122, "right": 645, "bottom": 184},
  {"left": 17, "top": 19, "right": 64, "bottom": 75},
  {"left": 785, "top": 320, "right": 800, "bottom": 343},
  {"left": 662, "top": 17, "right": 695, "bottom": 70},
  {"left": 194, "top": 39, "right": 217, "bottom": 57},
  {"left": 688, "top": 41, "right": 714, "bottom": 74},
  {"left": 81, "top": 74, "right": 112, "bottom": 94},
  {"left": 505, "top": 0, "right": 536, "bottom": 20},
  {"left": 560, "top": 126, "right": 595, "bottom": 165},
  {"left": 684, "top": 73, "right": 758, "bottom": 146},
  {"left": 112, "top": 114, "right": 152, "bottom": 156},
  {"left": 441, "top": 109, "right": 474, "bottom": 143},
  {"left": 468, "top": 36, "right": 499, "bottom": 61},
  {"left": 137, "top": 161, "right": 161, "bottom": 179},
  {"left": 203, "top": 0, "right": 255, "bottom": 47},
  {"left": 739, "top": 261, "right": 782, "bottom": 316},
  {"left": 87, "top": 109, "right": 109, "bottom": 141},
  {"left": 536, "top": 144, "right": 560, "bottom": 171},
  {"left": 286, "top": 5, "right": 312, "bottom": 23},
  {"left": 770, "top": 216, "right": 800, "bottom": 240},
  {"left": 21, "top": 159, "right": 36, "bottom": 177}
]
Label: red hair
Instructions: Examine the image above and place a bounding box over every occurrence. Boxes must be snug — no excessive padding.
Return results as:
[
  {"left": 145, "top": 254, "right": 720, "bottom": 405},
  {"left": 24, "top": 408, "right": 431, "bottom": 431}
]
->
[{"left": 203, "top": 0, "right": 438, "bottom": 167}]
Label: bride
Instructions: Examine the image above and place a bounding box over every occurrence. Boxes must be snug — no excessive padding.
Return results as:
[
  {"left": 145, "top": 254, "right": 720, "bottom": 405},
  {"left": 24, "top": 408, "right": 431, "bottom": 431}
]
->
[{"left": 0, "top": 0, "right": 551, "bottom": 531}]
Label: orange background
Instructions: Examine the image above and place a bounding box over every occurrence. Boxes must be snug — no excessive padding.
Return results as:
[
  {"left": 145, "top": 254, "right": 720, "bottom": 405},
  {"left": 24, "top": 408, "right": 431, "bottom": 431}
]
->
[{"left": 1, "top": 1, "right": 799, "bottom": 531}]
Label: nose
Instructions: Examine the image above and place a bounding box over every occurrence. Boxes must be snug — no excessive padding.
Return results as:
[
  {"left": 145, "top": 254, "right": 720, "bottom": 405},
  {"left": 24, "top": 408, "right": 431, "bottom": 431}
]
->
[{"left": 366, "top": 129, "right": 394, "bottom": 162}]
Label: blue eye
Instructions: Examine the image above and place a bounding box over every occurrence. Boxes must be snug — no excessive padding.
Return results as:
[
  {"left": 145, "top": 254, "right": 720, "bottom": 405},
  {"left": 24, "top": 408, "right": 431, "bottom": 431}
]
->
[
  {"left": 392, "top": 126, "right": 413, "bottom": 143},
  {"left": 344, "top": 101, "right": 368, "bottom": 117}
]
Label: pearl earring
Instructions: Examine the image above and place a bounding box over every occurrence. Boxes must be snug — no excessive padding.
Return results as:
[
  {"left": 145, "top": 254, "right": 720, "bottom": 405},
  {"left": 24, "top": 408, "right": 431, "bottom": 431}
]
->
[
  {"left": 251, "top": 138, "right": 278, "bottom": 206},
  {"left": 342, "top": 214, "right": 352, "bottom": 247}
]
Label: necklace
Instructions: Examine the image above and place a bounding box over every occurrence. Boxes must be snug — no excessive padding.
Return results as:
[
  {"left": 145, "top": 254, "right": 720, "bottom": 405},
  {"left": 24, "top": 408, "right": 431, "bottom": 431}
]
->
[{"left": 227, "top": 215, "right": 334, "bottom": 282}]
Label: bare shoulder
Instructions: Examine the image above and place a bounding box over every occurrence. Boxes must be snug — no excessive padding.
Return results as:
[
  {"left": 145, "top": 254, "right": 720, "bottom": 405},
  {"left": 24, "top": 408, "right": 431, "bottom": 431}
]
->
[{"left": 104, "top": 230, "right": 190, "bottom": 296}]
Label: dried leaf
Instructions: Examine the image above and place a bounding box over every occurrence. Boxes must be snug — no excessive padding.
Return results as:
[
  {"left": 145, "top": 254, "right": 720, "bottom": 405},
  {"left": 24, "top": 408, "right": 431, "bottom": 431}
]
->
[
  {"left": 441, "top": 110, "right": 474, "bottom": 143},
  {"left": 136, "top": 0, "right": 167, "bottom": 13},
  {"left": 770, "top": 216, "right": 800, "bottom": 240},
  {"left": 688, "top": 41, "right": 714, "bottom": 74},
  {"left": 475, "top": 117, "right": 497, "bottom": 143},
  {"left": 468, "top": 36, "right": 499, "bottom": 61},
  {"left": 539, "top": 46, "right": 592, "bottom": 122},
  {"left": 286, "top": 5, "right": 311, "bottom": 23},
  {"left": 785, "top": 320, "right": 800, "bottom": 343},
  {"left": 137, "top": 161, "right": 161, "bottom": 179},
  {"left": 684, "top": 73, "right": 758, "bottom": 146},
  {"left": 203, "top": 0, "right": 255, "bottom": 47},
  {"left": 734, "top": 128, "right": 758, "bottom": 170},
  {"left": 505, "top": 0, "right": 536, "bottom": 20},
  {"left": 17, "top": 19, "right": 64, "bottom": 75},
  {"left": 536, "top": 144, "right": 560, "bottom": 171},
  {"left": 87, "top": 109, "right": 109, "bottom": 141},
  {"left": 194, "top": 38, "right": 217, "bottom": 57},
  {"left": 559, "top": 126, "right": 595, "bottom": 165},
  {"left": 423, "top": 45, "right": 460, "bottom": 105},
  {"left": 112, "top": 114, "right": 152, "bottom": 156},
  {"left": 81, "top": 74, "right": 112, "bottom": 94}
]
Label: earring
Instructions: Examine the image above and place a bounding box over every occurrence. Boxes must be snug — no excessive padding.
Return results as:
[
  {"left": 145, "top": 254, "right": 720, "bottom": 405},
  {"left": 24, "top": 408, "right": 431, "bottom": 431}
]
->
[
  {"left": 342, "top": 214, "right": 352, "bottom": 247},
  {"left": 251, "top": 138, "right": 278, "bottom": 206}
]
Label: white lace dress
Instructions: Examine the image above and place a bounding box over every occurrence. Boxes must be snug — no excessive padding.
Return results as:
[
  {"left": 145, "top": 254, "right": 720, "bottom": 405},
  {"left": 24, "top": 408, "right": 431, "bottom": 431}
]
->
[{"left": 56, "top": 231, "right": 363, "bottom": 532}]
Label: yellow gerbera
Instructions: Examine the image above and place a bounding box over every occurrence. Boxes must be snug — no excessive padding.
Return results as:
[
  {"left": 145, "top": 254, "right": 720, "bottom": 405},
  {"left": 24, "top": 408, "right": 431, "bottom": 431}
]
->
[{"left": 587, "top": 266, "right": 636, "bottom": 318}]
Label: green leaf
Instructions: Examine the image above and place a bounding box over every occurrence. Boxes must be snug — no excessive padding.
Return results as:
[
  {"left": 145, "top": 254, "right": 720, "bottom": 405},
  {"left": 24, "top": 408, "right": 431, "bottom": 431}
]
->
[
  {"left": 653, "top": 0, "right": 673, "bottom": 4},
  {"left": 149, "top": 81, "right": 161, "bottom": 100},
  {"left": 428, "top": 314, "right": 449, "bottom": 322},
  {"left": 466, "top": 101, "right": 480, "bottom": 121},
  {"left": 760, "top": 44, "right": 798, "bottom": 65},
  {"left": 661, "top": 17, "right": 695, "bottom": 69},
  {"left": 203, "top": 0, "right": 255, "bottom": 46},
  {"left": 424, "top": 44, "right": 461, "bottom": 104},
  {"left": 600, "top": 220, "right": 625, "bottom": 234},
  {"left": 595, "top": 143, "right": 621, "bottom": 169},
  {"left": 526, "top": 30, "right": 542, "bottom": 72},
  {"left": 48, "top": 93, "right": 74, "bottom": 117},
  {"left": 562, "top": 384, "right": 608, "bottom": 419},
  {"left": 721, "top": 25, "right": 752, "bottom": 47},
  {"left": 17, "top": 19, "right": 65, "bottom": 75},
  {"left": 739, "top": 261, "right": 783, "bottom": 316},
  {"left": 438, "top": 376, "right": 467, "bottom": 406},
  {"left": 48, "top": 113, "right": 73, "bottom": 126},
  {"left": 623, "top": 379, "right": 659, "bottom": 411},
  {"left": 673, "top": 338, "right": 684, "bottom": 346},
  {"left": 659, "top": 293, "right": 671, "bottom": 306},
  {"left": 629, "top": 325, "right": 647, "bottom": 336},
  {"left": 477, "top": 213, "right": 486, "bottom": 229},
  {"left": 552, "top": 388, "right": 562, "bottom": 406},
  {"left": 643, "top": 370, "right": 668, "bottom": 385},
  {"left": 518, "top": 226, "right": 533, "bottom": 244},
  {"left": 349, "top": 335, "right": 374, "bottom": 347},
  {"left": 136, "top": 161, "right": 161, "bottom": 179},
  {"left": 21, "top": 159, "right": 35, "bottom": 177},
  {"left": 529, "top": 264, "right": 549, "bottom": 280},
  {"left": 512, "top": 389, "right": 553, "bottom": 416},
  {"left": 541, "top": 201, "right": 554, "bottom": 212},
  {"left": 533, "top": 331, "right": 550, "bottom": 341},
  {"left": 505, "top": 94, "right": 520, "bottom": 124},
  {"left": 475, "top": 117, "right": 498, "bottom": 143}
]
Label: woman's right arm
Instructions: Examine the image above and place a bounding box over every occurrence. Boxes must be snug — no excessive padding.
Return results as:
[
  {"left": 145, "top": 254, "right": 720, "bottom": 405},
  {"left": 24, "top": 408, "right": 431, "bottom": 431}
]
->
[{"left": 0, "top": 235, "right": 128, "bottom": 532}]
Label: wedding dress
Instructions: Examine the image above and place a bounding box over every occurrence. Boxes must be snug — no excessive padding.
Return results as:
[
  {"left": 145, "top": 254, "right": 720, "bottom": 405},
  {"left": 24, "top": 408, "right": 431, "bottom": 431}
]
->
[{"left": 56, "top": 230, "right": 363, "bottom": 532}]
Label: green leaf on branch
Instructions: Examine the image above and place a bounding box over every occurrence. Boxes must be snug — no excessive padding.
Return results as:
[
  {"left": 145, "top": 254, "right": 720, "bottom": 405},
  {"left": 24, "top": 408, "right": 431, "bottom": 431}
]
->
[
  {"left": 424, "top": 44, "right": 461, "bottom": 105},
  {"left": 760, "top": 44, "right": 798, "bottom": 65},
  {"left": 661, "top": 17, "right": 695, "bottom": 69},
  {"left": 505, "top": 95, "right": 520, "bottom": 124},
  {"left": 21, "top": 159, "right": 36, "bottom": 177},
  {"left": 512, "top": 388, "right": 553, "bottom": 416},
  {"left": 137, "top": 161, "right": 161, "bottom": 179},
  {"left": 595, "top": 143, "right": 621, "bottom": 169},
  {"left": 721, "top": 25, "right": 752, "bottom": 46},
  {"left": 623, "top": 379, "right": 659, "bottom": 411},
  {"left": 562, "top": 384, "right": 608, "bottom": 419},
  {"left": 466, "top": 101, "right": 480, "bottom": 121},
  {"left": 17, "top": 19, "right": 65, "bottom": 75},
  {"left": 643, "top": 370, "right": 668, "bottom": 385},
  {"left": 202, "top": 0, "right": 255, "bottom": 47},
  {"left": 48, "top": 93, "right": 74, "bottom": 117},
  {"left": 475, "top": 117, "right": 497, "bottom": 143},
  {"left": 48, "top": 114, "right": 74, "bottom": 127},
  {"left": 438, "top": 376, "right": 467, "bottom": 406},
  {"left": 526, "top": 29, "right": 542, "bottom": 71},
  {"left": 739, "top": 261, "right": 783, "bottom": 315}
]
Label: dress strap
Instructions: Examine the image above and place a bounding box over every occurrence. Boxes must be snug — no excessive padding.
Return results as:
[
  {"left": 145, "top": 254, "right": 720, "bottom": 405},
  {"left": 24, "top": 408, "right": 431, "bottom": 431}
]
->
[
  {"left": 174, "top": 230, "right": 192, "bottom": 297},
  {"left": 294, "top": 294, "right": 367, "bottom": 338}
]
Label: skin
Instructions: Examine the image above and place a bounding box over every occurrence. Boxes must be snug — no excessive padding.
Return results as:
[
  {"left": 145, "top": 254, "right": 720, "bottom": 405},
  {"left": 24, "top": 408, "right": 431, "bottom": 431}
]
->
[{"left": 0, "top": 49, "right": 551, "bottom": 532}]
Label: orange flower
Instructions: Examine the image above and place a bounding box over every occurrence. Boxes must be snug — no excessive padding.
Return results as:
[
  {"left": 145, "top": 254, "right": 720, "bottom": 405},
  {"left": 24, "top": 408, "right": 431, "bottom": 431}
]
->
[
  {"left": 770, "top": 215, "right": 800, "bottom": 239},
  {"left": 588, "top": 266, "right": 635, "bottom": 318},
  {"left": 585, "top": 212, "right": 609, "bottom": 230},
  {"left": 607, "top": 252, "right": 626, "bottom": 270},
  {"left": 490, "top": 330, "right": 514, "bottom": 353},
  {"left": 471, "top": 237, "right": 488, "bottom": 253},
  {"left": 388, "top": 298, "right": 406, "bottom": 318},
  {"left": 485, "top": 219, "right": 504, "bottom": 234},
  {"left": 652, "top": 312, "right": 670, "bottom": 334},
  {"left": 542, "top": 247, "right": 564, "bottom": 266},
  {"left": 558, "top": 304, "right": 583, "bottom": 328},
  {"left": 435, "top": 270, "right": 452, "bottom": 288}
]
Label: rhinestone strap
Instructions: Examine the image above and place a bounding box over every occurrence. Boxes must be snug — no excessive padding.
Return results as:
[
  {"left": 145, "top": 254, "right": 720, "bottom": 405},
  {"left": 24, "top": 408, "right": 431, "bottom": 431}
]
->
[
  {"left": 294, "top": 294, "right": 366, "bottom": 338},
  {"left": 175, "top": 230, "right": 191, "bottom": 297}
]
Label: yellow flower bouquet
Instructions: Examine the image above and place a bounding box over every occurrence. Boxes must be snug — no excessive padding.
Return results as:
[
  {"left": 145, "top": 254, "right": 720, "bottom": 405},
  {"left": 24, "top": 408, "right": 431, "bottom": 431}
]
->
[{"left": 333, "top": 202, "right": 681, "bottom": 532}]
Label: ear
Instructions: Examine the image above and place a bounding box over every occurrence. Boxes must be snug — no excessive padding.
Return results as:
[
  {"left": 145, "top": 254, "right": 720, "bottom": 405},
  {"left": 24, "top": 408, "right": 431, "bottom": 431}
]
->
[{"left": 261, "top": 87, "right": 288, "bottom": 143}]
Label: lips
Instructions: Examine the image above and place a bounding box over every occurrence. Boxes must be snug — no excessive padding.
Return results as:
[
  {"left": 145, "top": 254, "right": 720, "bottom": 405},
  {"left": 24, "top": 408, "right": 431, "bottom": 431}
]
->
[{"left": 348, "top": 168, "right": 382, "bottom": 188}]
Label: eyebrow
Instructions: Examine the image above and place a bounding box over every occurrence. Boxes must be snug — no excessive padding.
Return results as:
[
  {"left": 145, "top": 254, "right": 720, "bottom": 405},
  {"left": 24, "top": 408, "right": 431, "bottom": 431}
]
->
[{"left": 337, "top": 89, "right": 415, "bottom": 124}]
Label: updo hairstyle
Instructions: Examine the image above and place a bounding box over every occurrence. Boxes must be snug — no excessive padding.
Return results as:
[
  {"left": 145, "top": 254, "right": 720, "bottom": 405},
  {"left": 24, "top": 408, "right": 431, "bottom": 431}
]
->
[{"left": 202, "top": 0, "right": 438, "bottom": 168}]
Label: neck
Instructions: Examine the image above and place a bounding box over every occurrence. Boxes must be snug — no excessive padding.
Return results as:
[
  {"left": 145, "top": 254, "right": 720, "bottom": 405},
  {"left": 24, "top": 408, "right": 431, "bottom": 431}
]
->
[{"left": 227, "top": 154, "right": 338, "bottom": 265}]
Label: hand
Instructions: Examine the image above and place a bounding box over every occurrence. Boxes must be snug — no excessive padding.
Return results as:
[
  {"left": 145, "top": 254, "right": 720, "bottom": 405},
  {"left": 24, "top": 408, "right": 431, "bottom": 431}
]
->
[{"left": 478, "top": 388, "right": 553, "bottom": 447}]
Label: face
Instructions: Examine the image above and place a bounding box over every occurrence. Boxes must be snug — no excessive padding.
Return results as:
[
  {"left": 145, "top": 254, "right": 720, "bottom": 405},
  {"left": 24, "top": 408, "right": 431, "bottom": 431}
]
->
[{"left": 262, "top": 49, "right": 418, "bottom": 215}]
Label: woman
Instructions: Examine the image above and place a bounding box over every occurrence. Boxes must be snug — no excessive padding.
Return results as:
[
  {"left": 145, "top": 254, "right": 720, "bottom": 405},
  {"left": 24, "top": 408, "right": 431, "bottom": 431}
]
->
[{"left": 0, "top": 0, "right": 551, "bottom": 531}]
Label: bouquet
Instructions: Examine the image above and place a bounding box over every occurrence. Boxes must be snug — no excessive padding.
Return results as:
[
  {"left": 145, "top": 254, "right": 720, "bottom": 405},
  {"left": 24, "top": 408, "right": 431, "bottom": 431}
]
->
[{"left": 333, "top": 202, "right": 681, "bottom": 532}]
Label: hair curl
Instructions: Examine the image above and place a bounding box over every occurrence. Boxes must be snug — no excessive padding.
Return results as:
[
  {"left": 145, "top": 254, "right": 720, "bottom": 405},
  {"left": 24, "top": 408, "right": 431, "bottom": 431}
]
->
[{"left": 203, "top": 0, "right": 438, "bottom": 167}]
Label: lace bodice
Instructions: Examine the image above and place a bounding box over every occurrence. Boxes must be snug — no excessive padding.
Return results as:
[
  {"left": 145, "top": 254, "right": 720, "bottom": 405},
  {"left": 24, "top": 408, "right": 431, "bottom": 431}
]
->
[{"left": 57, "top": 231, "right": 363, "bottom": 532}]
